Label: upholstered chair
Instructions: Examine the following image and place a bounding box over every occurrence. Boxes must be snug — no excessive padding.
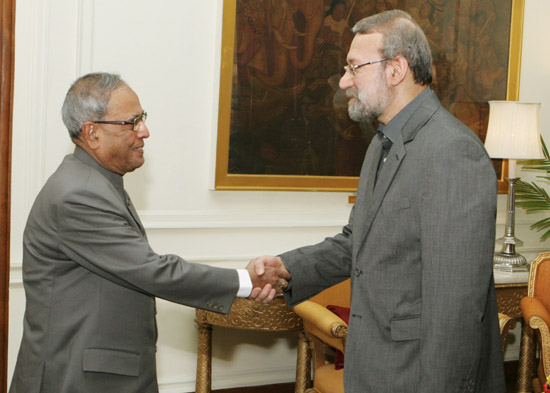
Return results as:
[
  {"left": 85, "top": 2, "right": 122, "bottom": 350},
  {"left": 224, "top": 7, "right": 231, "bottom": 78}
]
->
[
  {"left": 294, "top": 279, "right": 518, "bottom": 393},
  {"left": 293, "top": 280, "right": 350, "bottom": 393},
  {"left": 520, "top": 252, "right": 550, "bottom": 392}
]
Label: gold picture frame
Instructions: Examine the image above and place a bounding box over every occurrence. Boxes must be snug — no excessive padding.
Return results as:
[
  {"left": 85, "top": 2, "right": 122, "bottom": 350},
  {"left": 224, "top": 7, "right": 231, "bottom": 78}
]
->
[{"left": 215, "top": 0, "right": 524, "bottom": 193}]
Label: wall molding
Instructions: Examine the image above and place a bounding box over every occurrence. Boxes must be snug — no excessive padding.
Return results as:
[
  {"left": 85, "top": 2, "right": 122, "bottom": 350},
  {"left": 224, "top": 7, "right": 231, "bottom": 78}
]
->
[
  {"left": 9, "top": 204, "right": 542, "bottom": 233},
  {"left": 15, "top": 0, "right": 50, "bottom": 209},
  {"left": 12, "top": 201, "right": 537, "bottom": 232},
  {"left": 76, "top": 0, "right": 94, "bottom": 75},
  {"left": 138, "top": 210, "right": 347, "bottom": 230},
  {"left": 157, "top": 366, "right": 296, "bottom": 393}
]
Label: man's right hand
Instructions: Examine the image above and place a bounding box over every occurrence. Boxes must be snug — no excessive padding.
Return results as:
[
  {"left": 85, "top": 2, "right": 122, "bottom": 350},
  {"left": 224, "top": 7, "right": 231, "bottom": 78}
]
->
[{"left": 245, "top": 256, "right": 291, "bottom": 304}]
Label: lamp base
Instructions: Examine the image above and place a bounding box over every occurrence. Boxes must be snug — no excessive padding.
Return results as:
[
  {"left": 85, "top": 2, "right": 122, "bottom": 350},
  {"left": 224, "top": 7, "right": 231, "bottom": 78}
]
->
[{"left": 493, "top": 252, "right": 529, "bottom": 272}]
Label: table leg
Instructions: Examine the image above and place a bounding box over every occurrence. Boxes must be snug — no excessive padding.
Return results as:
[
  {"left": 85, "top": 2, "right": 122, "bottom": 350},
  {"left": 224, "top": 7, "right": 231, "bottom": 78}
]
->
[
  {"left": 196, "top": 323, "right": 213, "bottom": 393},
  {"left": 517, "top": 322, "right": 536, "bottom": 393},
  {"left": 295, "top": 331, "right": 311, "bottom": 393}
]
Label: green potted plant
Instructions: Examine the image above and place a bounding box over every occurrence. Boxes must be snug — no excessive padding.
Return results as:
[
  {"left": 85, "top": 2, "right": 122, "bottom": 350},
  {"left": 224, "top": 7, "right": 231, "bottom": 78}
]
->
[{"left": 516, "top": 138, "right": 550, "bottom": 241}]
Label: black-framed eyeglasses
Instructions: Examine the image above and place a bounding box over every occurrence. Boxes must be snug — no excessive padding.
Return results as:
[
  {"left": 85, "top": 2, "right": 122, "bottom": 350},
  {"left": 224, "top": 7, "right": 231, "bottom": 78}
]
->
[
  {"left": 344, "top": 58, "right": 388, "bottom": 77},
  {"left": 93, "top": 111, "right": 147, "bottom": 131}
]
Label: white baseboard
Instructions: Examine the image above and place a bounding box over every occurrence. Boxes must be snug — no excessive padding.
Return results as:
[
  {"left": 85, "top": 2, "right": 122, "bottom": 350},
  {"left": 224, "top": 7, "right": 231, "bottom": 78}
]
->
[{"left": 158, "top": 366, "right": 297, "bottom": 393}]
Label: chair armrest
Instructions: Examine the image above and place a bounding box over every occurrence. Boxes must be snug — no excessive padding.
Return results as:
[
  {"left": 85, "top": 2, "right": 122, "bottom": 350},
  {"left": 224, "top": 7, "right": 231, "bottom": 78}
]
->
[
  {"left": 498, "top": 313, "right": 517, "bottom": 334},
  {"left": 293, "top": 301, "right": 348, "bottom": 353},
  {"left": 521, "top": 297, "right": 550, "bottom": 329},
  {"left": 498, "top": 313, "right": 517, "bottom": 353},
  {"left": 521, "top": 296, "right": 550, "bottom": 380}
]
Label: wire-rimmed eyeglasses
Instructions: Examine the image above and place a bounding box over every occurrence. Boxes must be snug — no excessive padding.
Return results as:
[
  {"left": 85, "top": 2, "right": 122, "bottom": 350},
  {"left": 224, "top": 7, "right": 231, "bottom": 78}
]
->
[
  {"left": 344, "top": 58, "right": 388, "bottom": 77},
  {"left": 94, "top": 111, "right": 147, "bottom": 131}
]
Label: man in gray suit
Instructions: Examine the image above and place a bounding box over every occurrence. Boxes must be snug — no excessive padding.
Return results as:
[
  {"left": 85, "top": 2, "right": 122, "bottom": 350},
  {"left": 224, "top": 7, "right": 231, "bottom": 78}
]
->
[
  {"left": 253, "top": 10, "right": 505, "bottom": 392},
  {"left": 10, "top": 72, "right": 289, "bottom": 393}
]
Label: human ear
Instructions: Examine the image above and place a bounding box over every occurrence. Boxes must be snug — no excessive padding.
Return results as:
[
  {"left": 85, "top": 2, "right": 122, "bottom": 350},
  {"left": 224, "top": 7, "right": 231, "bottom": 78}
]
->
[
  {"left": 80, "top": 122, "right": 100, "bottom": 149},
  {"left": 387, "top": 56, "right": 408, "bottom": 86}
]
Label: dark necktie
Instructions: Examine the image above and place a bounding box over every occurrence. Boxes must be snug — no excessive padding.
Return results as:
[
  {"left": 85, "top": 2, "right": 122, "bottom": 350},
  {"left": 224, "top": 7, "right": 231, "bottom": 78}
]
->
[
  {"left": 375, "top": 130, "right": 393, "bottom": 186},
  {"left": 378, "top": 130, "right": 393, "bottom": 160}
]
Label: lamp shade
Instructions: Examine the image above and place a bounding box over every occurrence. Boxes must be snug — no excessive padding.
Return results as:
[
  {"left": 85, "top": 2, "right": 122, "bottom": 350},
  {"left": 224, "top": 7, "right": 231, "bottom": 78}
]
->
[{"left": 484, "top": 101, "right": 544, "bottom": 159}]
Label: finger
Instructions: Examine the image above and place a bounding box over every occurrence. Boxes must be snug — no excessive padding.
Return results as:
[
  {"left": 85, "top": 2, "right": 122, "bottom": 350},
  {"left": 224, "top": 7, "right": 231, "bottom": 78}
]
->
[
  {"left": 254, "top": 284, "right": 272, "bottom": 303},
  {"left": 248, "top": 287, "right": 262, "bottom": 300},
  {"left": 279, "top": 268, "right": 292, "bottom": 280},
  {"left": 262, "top": 288, "right": 277, "bottom": 304}
]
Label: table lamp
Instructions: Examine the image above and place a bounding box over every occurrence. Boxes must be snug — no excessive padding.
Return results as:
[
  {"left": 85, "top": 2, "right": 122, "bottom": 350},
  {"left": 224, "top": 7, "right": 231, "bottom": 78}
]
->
[{"left": 484, "top": 101, "right": 544, "bottom": 272}]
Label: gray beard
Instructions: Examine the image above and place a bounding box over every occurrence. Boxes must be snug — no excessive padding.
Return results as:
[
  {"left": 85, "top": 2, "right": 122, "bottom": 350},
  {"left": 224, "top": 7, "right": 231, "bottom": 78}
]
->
[
  {"left": 346, "top": 82, "right": 392, "bottom": 123},
  {"left": 348, "top": 98, "right": 380, "bottom": 123}
]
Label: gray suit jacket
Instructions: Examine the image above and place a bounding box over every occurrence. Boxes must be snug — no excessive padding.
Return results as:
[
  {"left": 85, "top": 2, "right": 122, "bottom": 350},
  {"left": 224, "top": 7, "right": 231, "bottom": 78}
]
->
[
  {"left": 10, "top": 146, "right": 239, "bottom": 393},
  {"left": 281, "top": 91, "right": 505, "bottom": 393}
]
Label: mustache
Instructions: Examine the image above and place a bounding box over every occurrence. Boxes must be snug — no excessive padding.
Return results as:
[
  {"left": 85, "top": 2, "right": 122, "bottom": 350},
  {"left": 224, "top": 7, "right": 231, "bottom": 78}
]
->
[{"left": 346, "top": 88, "right": 358, "bottom": 99}]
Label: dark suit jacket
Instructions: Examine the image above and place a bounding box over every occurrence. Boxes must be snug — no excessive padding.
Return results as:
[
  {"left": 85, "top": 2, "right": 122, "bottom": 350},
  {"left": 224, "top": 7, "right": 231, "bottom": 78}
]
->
[
  {"left": 281, "top": 90, "right": 505, "bottom": 393},
  {"left": 10, "top": 146, "right": 239, "bottom": 393}
]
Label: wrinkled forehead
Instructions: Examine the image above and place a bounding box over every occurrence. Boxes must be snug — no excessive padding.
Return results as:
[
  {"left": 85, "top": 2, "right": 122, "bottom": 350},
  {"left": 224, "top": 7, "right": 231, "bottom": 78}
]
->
[
  {"left": 106, "top": 85, "right": 143, "bottom": 116},
  {"left": 346, "top": 32, "right": 384, "bottom": 64}
]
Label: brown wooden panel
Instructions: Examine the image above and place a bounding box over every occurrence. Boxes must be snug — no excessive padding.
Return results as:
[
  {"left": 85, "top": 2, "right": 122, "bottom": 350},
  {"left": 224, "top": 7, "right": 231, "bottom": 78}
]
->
[{"left": 0, "top": 0, "right": 16, "bottom": 391}]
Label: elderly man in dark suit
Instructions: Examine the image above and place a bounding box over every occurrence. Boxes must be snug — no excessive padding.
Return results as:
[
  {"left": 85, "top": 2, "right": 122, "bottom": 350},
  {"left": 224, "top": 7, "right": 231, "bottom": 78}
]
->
[
  {"left": 10, "top": 72, "right": 289, "bottom": 393},
  {"left": 253, "top": 10, "right": 505, "bottom": 392}
]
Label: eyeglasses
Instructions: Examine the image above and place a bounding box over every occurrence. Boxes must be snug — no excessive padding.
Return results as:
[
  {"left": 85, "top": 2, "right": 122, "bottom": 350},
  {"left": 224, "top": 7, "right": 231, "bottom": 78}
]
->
[
  {"left": 94, "top": 111, "right": 147, "bottom": 131},
  {"left": 344, "top": 58, "right": 388, "bottom": 76}
]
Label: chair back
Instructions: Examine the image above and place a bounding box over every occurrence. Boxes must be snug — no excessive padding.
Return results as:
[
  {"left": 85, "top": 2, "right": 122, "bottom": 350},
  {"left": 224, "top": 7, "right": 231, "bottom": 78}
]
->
[
  {"left": 309, "top": 279, "right": 351, "bottom": 308},
  {"left": 528, "top": 252, "right": 550, "bottom": 311},
  {"left": 297, "top": 280, "right": 350, "bottom": 393}
]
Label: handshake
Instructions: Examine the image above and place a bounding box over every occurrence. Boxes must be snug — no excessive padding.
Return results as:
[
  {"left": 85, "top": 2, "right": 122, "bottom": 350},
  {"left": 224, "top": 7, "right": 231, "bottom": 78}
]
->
[{"left": 245, "top": 256, "right": 291, "bottom": 304}]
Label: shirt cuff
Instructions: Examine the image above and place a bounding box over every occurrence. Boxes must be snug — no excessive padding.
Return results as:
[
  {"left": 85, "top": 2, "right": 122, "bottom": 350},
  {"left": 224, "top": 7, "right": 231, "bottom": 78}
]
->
[{"left": 236, "top": 269, "right": 253, "bottom": 298}]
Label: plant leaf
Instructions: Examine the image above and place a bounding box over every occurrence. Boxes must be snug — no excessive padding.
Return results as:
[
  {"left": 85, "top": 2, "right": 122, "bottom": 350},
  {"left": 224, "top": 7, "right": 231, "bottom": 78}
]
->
[{"left": 516, "top": 136, "right": 550, "bottom": 241}]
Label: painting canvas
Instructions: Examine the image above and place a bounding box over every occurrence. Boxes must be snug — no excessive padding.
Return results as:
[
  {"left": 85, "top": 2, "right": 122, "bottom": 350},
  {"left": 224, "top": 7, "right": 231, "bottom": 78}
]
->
[{"left": 215, "top": 0, "right": 523, "bottom": 191}]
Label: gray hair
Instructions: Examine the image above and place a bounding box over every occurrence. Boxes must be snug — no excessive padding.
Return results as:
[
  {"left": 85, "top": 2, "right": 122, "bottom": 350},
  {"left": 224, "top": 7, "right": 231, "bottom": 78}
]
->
[
  {"left": 352, "top": 10, "right": 433, "bottom": 85},
  {"left": 61, "top": 72, "right": 127, "bottom": 139}
]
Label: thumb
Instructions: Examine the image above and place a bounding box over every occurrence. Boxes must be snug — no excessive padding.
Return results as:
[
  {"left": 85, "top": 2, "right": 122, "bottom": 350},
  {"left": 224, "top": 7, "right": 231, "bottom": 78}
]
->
[{"left": 254, "top": 258, "right": 265, "bottom": 275}]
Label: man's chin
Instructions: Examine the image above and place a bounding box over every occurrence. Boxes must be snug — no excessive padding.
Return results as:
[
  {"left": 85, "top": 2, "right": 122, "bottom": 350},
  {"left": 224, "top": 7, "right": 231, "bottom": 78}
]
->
[
  {"left": 348, "top": 109, "right": 376, "bottom": 123},
  {"left": 127, "top": 159, "right": 145, "bottom": 173}
]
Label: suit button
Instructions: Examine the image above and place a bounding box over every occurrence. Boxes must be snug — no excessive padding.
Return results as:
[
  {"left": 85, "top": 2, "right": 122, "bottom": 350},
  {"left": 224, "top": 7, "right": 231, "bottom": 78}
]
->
[
  {"left": 219, "top": 305, "right": 224, "bottom": 311},
  {"left": 354, "top": 268, "right": 363, "bottom": 277}
]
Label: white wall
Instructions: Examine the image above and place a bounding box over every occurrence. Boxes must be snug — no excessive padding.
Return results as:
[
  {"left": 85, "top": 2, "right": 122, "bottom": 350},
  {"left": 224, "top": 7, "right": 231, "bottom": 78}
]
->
[
  {"left": 8, "top": 0, "right": 550, "bottom": 391},
  {"left": 512, "top": 0, "right": 550, "bottom": 259},
  {"left": 502, "top": 0, "right": 550, "bottom": 268},
  {"left": 497, "top": 0, "right": 550, "bottom": 363}
]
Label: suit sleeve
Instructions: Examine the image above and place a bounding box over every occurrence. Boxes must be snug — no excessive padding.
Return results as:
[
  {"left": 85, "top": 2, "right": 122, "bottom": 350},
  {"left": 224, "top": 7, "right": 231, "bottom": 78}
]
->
[
  {"left": 418, "top": 133, "right": 497, "bottom": 390},
  {"left": 57, "top": 184, "right": 239, "bottom": 314},
  {"left": 280, "top": 206, "right": 354, "bottom": 307}
]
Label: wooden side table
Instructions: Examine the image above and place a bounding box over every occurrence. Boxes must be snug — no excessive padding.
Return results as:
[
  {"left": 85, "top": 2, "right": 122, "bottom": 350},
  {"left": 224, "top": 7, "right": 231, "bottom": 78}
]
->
[
  {"left": 496, "top": 282, "right": 534, "bottom": 393},
  {"left": 195, "top": 296, "right": 310, "bottom": 393}
]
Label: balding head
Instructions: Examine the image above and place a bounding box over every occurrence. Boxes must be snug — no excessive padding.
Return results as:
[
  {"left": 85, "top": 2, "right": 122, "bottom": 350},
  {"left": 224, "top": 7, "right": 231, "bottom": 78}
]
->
[
  {"left": 352, "top": 10, "right": 433, "bottom": 86},
  {"left": 62, "top": 72, "right": 127, "bottom": 139}
]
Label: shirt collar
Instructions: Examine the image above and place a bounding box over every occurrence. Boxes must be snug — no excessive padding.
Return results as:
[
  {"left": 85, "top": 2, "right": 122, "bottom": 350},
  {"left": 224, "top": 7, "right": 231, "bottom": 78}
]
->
[
  {"left": 73, "top": 145, "right": 125, "bottom": 194},
  {"left": 378, "top": 87, "right": 432, "bottom": 143}
]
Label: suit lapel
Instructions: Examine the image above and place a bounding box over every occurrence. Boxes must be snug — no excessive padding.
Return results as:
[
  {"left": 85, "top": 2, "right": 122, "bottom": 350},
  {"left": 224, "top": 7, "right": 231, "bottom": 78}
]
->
[
  {"left": 353, "top": 92, "right": 441, "bottom": 258},
  {"left": 362, "top": 138, "right": 382, "bottom": 202},
  {"left": 124, "top": 190, "right": 147, "bottom": 238},
  {"left": 351, "top": 138, "right": 381, "bottom": 260},
  {"left": 357, "top": 134, "right": 406, "bottom": 249},
  {"left": 400, "top": 92, "right": 440, "bottom": 145}
]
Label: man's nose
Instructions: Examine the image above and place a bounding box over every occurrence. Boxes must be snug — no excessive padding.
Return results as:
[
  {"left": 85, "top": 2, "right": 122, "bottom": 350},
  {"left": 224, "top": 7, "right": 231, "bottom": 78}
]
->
[
  {"left": 339, "top": 71, "right": 353, "bottom": 90},
  {"left": 136, "top": 122, "right": 150, "bottom": 138}
]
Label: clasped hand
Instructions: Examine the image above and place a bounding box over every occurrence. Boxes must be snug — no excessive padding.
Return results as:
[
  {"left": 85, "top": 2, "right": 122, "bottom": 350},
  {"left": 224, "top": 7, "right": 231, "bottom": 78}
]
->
[{"left": 246, "top": 256, "right": 291, "bottom": 304}]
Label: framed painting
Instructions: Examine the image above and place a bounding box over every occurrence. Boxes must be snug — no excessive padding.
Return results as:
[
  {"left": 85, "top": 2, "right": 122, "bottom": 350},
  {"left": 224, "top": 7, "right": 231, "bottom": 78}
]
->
[{"left": 215, "top": 0, "right": 524, "bottom": 192}]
